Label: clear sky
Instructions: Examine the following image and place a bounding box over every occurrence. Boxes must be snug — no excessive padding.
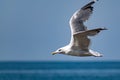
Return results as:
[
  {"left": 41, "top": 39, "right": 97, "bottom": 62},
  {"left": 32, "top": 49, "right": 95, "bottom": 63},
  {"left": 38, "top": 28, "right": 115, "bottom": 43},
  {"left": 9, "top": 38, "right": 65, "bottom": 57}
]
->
[{"left": 0, "top": 0, "right": 120, "bottom": 61}]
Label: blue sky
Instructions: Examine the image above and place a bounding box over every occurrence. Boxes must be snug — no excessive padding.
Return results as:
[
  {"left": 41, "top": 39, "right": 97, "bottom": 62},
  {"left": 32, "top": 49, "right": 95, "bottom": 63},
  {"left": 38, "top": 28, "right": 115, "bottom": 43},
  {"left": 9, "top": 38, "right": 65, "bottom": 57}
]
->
[{"left": 0, "top": 0, "right": 120, "bottom": 61}]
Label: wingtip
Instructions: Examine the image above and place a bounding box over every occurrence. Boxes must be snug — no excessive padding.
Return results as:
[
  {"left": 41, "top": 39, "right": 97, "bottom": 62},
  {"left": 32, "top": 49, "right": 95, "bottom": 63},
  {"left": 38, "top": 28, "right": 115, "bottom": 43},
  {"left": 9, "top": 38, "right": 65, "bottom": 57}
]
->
[
  {"left": 102, "top": 27, "right": 108, "bottom": 30},
  {"left": 93, "top": 0, "right": 99, "bottom": 2},
  {"left": 100, "top": 27, "right": 108, "bottom": 30}
]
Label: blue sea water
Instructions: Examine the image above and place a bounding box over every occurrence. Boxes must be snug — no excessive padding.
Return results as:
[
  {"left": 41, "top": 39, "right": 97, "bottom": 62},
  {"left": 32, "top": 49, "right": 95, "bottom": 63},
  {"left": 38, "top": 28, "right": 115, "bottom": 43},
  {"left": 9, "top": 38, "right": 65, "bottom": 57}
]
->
[{"left": 0, "top": 61, "right": 120, "bottom": 80}]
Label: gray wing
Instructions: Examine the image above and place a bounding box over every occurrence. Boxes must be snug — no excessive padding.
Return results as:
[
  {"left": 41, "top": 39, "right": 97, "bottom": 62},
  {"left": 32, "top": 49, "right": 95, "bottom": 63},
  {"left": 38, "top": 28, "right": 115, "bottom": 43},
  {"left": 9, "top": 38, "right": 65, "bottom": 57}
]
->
[
  {"left": 69, "top": 0, "right": 97, "bottom": 50},
  {"left": 72, "top": 28, "right": 107, "bottom": 50},
  {"left": 69, "top": 0, "right": 96, "bottom": 34},
  {"left": 74, "top": 28, "right": 107, "bottom": 36}
]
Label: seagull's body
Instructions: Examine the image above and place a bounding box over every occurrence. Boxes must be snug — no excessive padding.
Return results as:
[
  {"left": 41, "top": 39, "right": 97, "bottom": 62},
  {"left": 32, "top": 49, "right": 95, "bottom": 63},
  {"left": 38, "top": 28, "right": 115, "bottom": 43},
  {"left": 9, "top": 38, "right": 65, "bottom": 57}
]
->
[{"left": 52, "top": 0, "right": 107, "bottom": 57}]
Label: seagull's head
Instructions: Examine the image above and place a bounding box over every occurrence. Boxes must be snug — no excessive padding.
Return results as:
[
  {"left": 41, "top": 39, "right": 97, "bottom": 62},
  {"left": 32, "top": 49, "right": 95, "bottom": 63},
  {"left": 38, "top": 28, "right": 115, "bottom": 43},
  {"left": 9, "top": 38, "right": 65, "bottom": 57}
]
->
[{"left": 52, "top": 47, "right": 65, "bottom": 55}]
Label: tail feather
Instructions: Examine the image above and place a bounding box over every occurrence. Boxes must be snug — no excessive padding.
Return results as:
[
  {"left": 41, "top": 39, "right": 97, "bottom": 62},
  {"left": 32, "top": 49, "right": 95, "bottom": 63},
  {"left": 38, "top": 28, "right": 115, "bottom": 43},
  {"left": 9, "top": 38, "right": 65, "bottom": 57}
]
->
[{"left": 89, "top": 49, "right": 103, "bottom": 57}]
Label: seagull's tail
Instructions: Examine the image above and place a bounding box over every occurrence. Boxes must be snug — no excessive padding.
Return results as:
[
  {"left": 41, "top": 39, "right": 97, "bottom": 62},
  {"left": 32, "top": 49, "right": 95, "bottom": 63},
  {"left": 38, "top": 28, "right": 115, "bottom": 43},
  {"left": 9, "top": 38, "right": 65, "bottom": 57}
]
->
[{"left": 89, "top": 49, "right": 103, "bottom": 57}]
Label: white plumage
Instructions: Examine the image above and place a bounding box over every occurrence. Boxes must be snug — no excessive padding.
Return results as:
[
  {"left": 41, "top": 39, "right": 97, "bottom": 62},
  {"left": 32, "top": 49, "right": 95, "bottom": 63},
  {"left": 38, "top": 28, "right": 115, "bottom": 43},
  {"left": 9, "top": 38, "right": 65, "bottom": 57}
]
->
[{"left": 52, "top": 0, "right": 107, "bottom": 57}]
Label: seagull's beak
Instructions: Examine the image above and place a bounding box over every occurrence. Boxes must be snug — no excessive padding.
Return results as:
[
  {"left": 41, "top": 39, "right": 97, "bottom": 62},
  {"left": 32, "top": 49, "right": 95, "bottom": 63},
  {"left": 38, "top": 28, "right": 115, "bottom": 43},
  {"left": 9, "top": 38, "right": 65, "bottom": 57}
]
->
[{"left": 51, "top": 52, "right": 58, "bottom": 55}]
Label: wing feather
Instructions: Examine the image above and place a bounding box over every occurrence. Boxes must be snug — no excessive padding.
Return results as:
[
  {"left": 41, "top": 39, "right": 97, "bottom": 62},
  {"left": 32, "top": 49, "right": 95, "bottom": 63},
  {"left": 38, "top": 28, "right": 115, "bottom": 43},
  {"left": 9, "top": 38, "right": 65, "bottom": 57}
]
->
[
  {"left": 74, "top": 28, "right": 107, "bottom": 36},
  {"left": 69, "top": 0, "right": 97, "bottom": 50},
  {"left": 72, "top": 28, "right": 107, "bottom": 50},
  {"left": 69, "top": 0, "right": 96, "bottom": 34}
]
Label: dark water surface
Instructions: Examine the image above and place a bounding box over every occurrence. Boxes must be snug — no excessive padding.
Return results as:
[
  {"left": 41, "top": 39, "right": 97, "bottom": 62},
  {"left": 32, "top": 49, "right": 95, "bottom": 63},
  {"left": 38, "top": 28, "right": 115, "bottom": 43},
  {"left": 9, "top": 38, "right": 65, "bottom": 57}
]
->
[{"left": 0, "top": 61, "right": 120, "bottom": 80}]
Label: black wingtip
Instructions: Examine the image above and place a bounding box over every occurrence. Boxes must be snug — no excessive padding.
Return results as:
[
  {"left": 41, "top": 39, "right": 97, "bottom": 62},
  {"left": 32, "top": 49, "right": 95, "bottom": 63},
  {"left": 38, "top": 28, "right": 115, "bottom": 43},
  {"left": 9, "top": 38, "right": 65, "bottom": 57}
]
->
[
  {"left": 102, "top": 27, "right": 108, "bottom": 30},
  {"left": 98, "top": 27, "right": 108, "bottom": 30},
  {"left": 93, "top": 0, "right": 99, "bottom": 2},
  {"left": 82, "top": 0, "right": 96, "bottom": 10}
]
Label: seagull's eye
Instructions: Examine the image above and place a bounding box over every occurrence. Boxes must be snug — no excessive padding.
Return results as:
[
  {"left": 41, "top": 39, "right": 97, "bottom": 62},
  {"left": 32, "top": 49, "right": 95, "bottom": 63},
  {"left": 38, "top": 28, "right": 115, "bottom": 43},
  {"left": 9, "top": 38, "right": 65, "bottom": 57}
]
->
[{"left": 58, "top": 49, "right": 61, "bottom": 51}]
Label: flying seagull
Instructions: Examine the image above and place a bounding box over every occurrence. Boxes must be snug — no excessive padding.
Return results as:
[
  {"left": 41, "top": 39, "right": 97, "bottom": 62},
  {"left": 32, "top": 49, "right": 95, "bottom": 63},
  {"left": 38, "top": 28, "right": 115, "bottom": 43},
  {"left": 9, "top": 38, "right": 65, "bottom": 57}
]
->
[{"left": 52, "top": 0, "right": 107, "bottom": 57}]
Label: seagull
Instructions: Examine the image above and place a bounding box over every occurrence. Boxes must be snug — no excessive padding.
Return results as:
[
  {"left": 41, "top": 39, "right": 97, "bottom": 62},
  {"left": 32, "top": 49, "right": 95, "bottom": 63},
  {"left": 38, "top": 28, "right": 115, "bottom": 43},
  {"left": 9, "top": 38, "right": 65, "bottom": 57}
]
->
[{"left": 52, "top": 0, "right": 107, "bottom": 57}]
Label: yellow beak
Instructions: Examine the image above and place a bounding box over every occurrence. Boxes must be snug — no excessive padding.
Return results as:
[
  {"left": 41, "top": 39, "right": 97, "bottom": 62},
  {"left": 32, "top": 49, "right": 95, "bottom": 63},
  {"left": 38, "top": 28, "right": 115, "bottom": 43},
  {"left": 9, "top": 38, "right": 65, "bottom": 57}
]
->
[{"left": 51, "top": 52, "right": 57, "bottom": 55}]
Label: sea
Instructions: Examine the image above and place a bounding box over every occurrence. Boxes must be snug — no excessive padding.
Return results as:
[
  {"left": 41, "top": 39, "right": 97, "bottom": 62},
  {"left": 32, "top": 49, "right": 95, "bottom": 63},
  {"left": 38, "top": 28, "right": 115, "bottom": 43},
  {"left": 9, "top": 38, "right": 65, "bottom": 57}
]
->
[{"left": 0, "top": 61, "right": 120, "bottom": 80}]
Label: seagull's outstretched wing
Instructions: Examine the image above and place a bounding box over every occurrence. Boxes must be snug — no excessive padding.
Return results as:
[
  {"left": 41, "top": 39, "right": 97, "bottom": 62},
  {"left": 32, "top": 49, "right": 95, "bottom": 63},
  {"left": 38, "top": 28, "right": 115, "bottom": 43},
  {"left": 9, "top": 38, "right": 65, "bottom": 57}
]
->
[
  {"left": 69, "top": 0, "right": 96, "bottom": 34},
  {"left": 72, "top": 28, "right": 107, "bottom": 50},
  {"left": 69, "top": 0, "right": 98, "bottom": 50},
  {"left": 74, "top": 28, "right": 107, "bottom": 36}
]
